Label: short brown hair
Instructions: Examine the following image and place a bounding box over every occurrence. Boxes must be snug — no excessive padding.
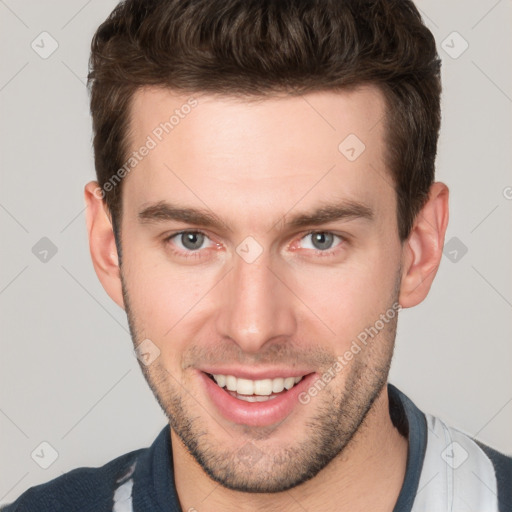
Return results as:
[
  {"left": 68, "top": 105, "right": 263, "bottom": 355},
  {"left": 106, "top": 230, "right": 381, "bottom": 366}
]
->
[{"left": 88, "top": 0, "right": 441, "bottom": 243}]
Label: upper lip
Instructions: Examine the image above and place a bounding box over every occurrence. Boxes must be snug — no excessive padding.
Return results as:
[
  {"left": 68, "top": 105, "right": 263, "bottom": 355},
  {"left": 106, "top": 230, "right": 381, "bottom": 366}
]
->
[{"left": 199, "top": 367, "right": 314, "bottom": 380}]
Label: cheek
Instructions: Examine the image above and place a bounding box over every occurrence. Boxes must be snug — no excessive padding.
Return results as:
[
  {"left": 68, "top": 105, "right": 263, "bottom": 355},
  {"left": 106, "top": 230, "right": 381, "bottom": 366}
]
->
[
  {"left": 122, "top": 226, "right": 400, "bottom": 351},
  {"left": 287, "top": 245, "right": 399, "bottom": 343},
  {"left": 123, "top": 251, "right": 216, "bottom": 335}
]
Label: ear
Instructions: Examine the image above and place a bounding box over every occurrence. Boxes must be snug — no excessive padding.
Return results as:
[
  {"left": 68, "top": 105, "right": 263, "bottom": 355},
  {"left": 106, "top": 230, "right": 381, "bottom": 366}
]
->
[
  {"left": 84, "top": 181, "right": 125, "bottom": 310},
  {"left": 399, "top": 182, "right": 449, "bottom": 308}
]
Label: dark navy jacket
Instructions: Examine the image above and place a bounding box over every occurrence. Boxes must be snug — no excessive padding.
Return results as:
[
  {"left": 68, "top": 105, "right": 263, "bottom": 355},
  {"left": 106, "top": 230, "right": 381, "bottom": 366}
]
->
[{"left": 2, "top": 384, "right": 511, "bottom": 511}]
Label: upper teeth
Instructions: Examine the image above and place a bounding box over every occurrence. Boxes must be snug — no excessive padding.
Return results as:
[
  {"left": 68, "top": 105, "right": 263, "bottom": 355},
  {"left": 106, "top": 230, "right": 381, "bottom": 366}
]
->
[{"left": 212, "top": 375, "right": 303, "bottom": 395}]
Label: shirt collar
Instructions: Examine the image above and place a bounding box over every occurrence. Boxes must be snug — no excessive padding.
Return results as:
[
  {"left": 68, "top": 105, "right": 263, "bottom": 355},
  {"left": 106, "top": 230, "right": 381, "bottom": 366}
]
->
[{"left": 131, "top": 383, "right": 427, "bottom": 512}]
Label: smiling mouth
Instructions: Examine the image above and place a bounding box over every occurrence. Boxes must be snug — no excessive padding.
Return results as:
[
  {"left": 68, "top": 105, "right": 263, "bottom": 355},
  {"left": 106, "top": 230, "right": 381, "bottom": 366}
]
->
[{"left": 205, "top": 372, "right": 307, "bottom": 402}]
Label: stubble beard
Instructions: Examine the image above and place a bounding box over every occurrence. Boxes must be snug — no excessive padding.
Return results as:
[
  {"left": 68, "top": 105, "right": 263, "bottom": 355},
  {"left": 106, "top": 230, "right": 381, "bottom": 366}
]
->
[{"left": 121, "top": 271, "right": 400, "bottom": 493}]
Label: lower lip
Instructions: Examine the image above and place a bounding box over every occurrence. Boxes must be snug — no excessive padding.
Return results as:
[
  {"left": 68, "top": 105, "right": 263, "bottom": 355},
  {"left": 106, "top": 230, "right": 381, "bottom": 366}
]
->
[{"left": 198, "top": 371, "right": 317, "bottom": 427}]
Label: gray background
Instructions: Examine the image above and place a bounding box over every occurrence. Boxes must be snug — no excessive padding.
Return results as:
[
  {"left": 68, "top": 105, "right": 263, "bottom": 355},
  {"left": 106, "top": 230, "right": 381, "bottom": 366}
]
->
[{"left": 1, "top": 0, "right": 511, "bottom": 505}]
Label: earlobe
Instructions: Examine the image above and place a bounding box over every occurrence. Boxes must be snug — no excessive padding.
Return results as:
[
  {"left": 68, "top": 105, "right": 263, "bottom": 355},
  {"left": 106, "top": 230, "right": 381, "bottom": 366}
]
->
[
  {"left": 399, "top": 182, "right": 449, "bottom": 308},
  {"left": 84, "top": 181, "right": 125, "bottom": 310}
]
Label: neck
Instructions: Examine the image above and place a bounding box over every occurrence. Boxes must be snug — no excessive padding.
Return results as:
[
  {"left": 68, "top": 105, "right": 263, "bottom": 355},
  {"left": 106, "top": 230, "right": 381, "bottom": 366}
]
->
[{"left": 172, "top": 384, "right": 408, "bottom": 512}]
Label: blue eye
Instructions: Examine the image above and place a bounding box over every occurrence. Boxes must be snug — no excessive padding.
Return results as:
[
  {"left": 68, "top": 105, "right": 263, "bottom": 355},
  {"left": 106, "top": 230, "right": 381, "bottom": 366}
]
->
[
  {"left": 176, "top": 231, "right": 208, "bottom": 251},
  {"left": 164, "top": 230, "right": 345, "bottom": 261},
  {"left": 299, "top": 231, "right": 343, "bottom": 253},
  {"left": 166, "top": 231, "right": 213, "bottom": 257}
]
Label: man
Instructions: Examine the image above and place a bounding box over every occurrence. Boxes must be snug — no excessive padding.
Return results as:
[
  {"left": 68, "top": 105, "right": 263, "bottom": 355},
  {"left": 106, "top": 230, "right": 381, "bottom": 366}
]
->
[{"left": 3, "top": 0, "right": 510, "bottom": 511}]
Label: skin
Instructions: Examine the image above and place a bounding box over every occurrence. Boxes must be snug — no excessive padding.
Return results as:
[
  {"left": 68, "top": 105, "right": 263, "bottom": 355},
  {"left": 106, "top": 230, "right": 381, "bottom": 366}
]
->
[{"left": 84, "top": 85, "right": 449, "bottom": 511}]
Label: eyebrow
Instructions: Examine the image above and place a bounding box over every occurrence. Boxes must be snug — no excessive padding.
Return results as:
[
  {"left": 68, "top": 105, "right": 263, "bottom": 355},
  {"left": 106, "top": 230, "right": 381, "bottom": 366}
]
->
[{"left": 138, "top": 199, "right": 374, "bottom": 231}]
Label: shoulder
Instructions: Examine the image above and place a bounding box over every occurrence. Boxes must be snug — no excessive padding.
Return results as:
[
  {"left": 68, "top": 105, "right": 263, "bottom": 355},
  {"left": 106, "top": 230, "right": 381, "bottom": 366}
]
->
[
  {"left": 419, "top": 413, "right": 512, "bottom": 512},
  {"left": 475, "top": 439, "right": 512, "bottom": 511},
  {"left": 0, "top": 448, "right": 145, "bottom": 512}
]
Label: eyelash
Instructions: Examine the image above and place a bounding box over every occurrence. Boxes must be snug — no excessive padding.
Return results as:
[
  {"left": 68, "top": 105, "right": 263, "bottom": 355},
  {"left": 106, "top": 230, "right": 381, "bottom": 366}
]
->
[{"left": 163, "top": 230, "right": 346, "bottom": 260}]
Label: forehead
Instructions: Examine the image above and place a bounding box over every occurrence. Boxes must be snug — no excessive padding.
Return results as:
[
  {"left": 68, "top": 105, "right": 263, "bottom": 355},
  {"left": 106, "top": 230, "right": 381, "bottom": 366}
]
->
[{"left": 123, "top": 85, "right": 394, "bottom": 230}]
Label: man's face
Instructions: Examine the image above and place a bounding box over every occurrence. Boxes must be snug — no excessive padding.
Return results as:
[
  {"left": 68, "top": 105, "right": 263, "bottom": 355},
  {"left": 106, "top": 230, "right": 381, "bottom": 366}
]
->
[{"left": 119, "top": 86, "right": 404, "bottom": 492}]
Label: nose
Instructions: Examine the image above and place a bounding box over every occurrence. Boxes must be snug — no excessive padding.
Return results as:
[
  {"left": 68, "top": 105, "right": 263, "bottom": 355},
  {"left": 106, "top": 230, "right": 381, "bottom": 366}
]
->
[{"left": 215, "top": 250, "right": 297, "bottom": 354}]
